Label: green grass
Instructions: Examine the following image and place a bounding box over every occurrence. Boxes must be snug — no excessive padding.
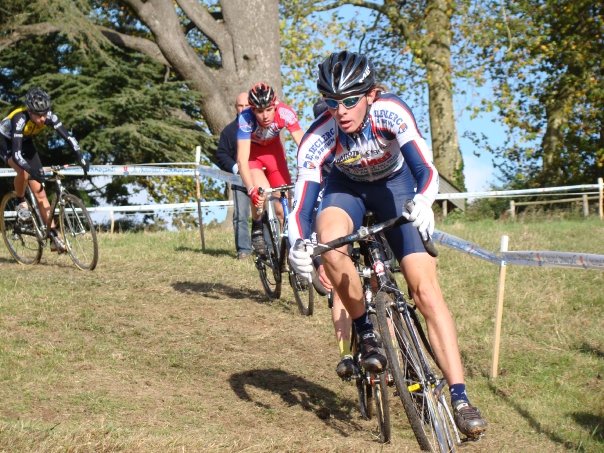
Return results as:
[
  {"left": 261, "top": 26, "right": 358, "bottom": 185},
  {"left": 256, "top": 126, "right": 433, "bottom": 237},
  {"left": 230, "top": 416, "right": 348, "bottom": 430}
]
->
[{"left": 0, "top": 219, "right": 602, "bottom": 452}]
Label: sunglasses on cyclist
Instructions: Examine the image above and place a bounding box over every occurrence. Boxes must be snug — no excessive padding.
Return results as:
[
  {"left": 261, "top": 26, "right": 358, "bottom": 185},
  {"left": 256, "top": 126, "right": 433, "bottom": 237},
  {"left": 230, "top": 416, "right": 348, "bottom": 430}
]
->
[{"left": 323, "top": 95, "right": 364, "bottom": 110}]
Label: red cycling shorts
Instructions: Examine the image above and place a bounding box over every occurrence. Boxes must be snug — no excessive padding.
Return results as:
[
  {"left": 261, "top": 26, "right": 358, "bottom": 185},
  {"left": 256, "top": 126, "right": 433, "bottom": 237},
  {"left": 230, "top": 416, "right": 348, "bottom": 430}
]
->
[{"left": 248, "top": 140, "right": 291, "bottom": 187}]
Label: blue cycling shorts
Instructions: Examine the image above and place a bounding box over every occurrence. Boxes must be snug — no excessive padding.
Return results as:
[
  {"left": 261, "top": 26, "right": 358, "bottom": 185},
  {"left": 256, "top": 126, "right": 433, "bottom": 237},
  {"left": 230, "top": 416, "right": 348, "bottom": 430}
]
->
[{"left": 320, "top": 167, "right": 426, "bottom": 261}]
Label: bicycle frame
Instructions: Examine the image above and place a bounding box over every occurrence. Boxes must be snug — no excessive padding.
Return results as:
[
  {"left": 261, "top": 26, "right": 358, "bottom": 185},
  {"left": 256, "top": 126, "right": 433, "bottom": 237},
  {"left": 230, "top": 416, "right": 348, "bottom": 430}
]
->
[
  {"left": 313, "top": 214, "right": 459, "bottom": 451},
  {"left": 254, "top": 184, "right": 316, "bottom": 315},
  {"left": 24, "top": 174, "right": 67, "bottom": 241},
  {"left": 259, "top": 184, "right": 292, "bottom": 272}
]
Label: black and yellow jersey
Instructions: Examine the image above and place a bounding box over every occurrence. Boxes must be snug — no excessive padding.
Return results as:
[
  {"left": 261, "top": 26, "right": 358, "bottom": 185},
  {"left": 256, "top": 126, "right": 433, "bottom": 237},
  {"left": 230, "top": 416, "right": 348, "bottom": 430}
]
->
[{"left": 0, "top": 106, "right": 81, "bottom": 174}]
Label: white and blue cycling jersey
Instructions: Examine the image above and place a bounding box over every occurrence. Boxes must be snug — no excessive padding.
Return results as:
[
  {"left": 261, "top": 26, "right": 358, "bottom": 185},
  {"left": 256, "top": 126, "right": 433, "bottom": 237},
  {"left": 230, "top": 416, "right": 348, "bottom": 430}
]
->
[{"left": 287, "top": 92, "right": 439, "bottom": 248}]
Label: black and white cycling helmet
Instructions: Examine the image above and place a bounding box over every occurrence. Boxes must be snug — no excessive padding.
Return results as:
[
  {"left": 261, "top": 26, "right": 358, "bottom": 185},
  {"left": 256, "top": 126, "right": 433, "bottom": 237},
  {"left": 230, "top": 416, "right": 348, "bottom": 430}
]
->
[
  {"left": 25, "top": 87, "right": 52, "bottom": 114},
  {"left": 248, "top": 82, "right": 276, "bottom": 109},
  {"left": 317, "top": 51, "right": 375, "bottom": 97}
]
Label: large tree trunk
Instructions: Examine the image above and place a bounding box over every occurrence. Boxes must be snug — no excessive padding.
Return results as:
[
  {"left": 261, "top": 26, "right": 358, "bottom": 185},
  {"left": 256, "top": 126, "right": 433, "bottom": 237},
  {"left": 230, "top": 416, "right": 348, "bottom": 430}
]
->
[
  {"left": 424, "top": 0, "right": 464, "bottom": 189},
  {"left": 122, "top": 0, "right": 281, "bottom": 135},
  {"left": 541, "top": 80, "right": 572, "bottom": 180}
]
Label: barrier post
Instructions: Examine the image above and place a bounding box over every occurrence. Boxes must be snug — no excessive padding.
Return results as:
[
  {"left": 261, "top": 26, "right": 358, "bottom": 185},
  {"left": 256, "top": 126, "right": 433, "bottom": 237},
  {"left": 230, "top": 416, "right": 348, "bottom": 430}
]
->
[
  {"left": 599, "top": 178, "right": 603, "bottom": 220},
  {"left": 510, "top": 200, "right": 516, "bottom": 220},
  {"left": 194, "top": 146, "right": 206, "bottom": 251},
  {"left": 582, "top": 194, "right": 589, "bottom": 217},
  {"left": 110, "top": 209, "right": 115, "bottom": 234},
  {"left": 491, "top": 235, "right": 509, "bottom": 379}
]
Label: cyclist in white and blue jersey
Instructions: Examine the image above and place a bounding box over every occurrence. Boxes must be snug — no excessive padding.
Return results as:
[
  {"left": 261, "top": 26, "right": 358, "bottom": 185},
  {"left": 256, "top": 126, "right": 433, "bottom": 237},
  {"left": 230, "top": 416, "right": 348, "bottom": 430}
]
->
[{"left": 287, "top": 51, "right": 487, "bottom": 438}]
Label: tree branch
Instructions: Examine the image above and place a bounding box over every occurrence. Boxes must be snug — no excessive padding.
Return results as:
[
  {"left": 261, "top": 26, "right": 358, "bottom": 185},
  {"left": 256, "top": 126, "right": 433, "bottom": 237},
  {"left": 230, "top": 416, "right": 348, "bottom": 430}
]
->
[
  {"left": 176, "top": 0, "right": 230, "bottom": 51},
  {"left": 307, "top": 0, "right": 385, "bottom": 15},
  {"left": 99, "top": 26, "right": 169, "bottom": 66},
  {"left": 0, "top": 22, "right": 60, "bottom": 50}
]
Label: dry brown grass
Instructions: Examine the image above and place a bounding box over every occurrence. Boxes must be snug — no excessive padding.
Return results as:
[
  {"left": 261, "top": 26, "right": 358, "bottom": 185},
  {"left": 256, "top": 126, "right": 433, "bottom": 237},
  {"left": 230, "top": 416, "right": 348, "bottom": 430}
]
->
[{"left": 0, "top": 219, "right": 602, "bottom": 452}]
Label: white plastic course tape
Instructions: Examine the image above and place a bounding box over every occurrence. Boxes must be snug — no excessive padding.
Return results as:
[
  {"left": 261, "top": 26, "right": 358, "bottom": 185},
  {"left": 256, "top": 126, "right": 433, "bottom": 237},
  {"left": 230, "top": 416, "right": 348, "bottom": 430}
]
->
[
  {"left": 501, "top": 251, "right": 604, "bottom": 269},
  {"left": 86, "top": 200, "right": 232, "bottom": 213},
  {"left": 432, "top": 231, "right": 499, "bottom": 263},
  {"left": 433, "top": 231, "right": 604, "bottom": 270},
  {"left": 0, "top": 165, "right": 244, "bottom": 185}
]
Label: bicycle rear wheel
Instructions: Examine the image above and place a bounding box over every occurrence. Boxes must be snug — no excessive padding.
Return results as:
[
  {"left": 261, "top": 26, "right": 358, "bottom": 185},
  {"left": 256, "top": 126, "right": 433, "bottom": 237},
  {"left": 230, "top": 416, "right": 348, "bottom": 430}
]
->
[
  {"left": 288, "top": 269, "right": 314, "bottom": 316},
  {"left": 256, "top": 211, "right": 282, "bottom": 299},
  {"left": 286, "top": 238, "right": 314, "bottom": 316},
  {"left": 59, "top": 194, "right": 99, "bottom": 271},
  {"left": 353, "top": 313, "right": 391, "bottom": 443},
  {"left": 0, "top": 191, "right": 43, "bottom": 265},
  {"left": 373, "top": 370, "right": 391, "bottom": 443},
  {"left": 376, "top": 291, "right": 456, "bottom": 452},
  {"left": 351, "top": 327, "right": 372, "bottom": 420},
  {"left": 369, "top": 309, "right": 391, "bottom": 443}
]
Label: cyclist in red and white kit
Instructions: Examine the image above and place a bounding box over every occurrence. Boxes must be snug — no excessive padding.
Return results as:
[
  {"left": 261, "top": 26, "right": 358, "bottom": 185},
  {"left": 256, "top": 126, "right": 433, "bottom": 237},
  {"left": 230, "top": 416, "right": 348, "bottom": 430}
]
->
[
  {"left": 236, "top": 82, "right": 304, "bottom": 254},
  {"left": 287, "top": 51, "right": 487, "bottom": 438}
]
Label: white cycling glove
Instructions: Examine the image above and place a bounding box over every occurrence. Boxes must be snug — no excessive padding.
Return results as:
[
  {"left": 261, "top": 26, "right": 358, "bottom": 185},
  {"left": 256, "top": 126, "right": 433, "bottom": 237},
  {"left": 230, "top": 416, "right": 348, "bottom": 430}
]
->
[
  {"left": 289, "top": 239, "right": 314, "bottom": 283},
  {"left": 403, "top": 193, "right": 435, "bottom": 241}
]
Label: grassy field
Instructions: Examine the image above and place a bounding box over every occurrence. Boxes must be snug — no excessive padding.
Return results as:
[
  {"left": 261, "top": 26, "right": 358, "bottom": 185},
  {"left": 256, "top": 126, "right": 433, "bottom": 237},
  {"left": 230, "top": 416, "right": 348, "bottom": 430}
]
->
[{"left": 0, "top": 218, "right": 602, "bottom": 452}]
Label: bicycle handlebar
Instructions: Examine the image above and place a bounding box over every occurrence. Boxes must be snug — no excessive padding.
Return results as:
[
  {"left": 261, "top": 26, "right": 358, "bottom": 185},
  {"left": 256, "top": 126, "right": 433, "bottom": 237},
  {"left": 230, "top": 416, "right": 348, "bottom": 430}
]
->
[
  {"left": 257, "top": 184, "right": 295, "bottom": 196},
  {"left": 256, "top": 184, "right": 295, "bottom": 215},
  {"left": 312, "top": 211, "right": 438, "bottom": 258}
]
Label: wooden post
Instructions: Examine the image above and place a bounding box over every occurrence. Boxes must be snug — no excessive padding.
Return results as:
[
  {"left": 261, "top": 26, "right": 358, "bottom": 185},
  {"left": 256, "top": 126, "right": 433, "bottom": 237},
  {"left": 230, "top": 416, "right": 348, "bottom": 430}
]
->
[
  {"left": 110, "top": 209, "right": 115, "bottom": 234},
  {"left": 510, "top": 200, "right": 516, "bottom": 220},
  {"left": 442, "top": 200, "right": 448, "bottom": 218},
  {"left": 491, "top": 235, "right": 509, "bottom": 379},
  {"left": 599, "top": 177, "right": 603, "bottom": 220},
  {"left": 583, "top": 194, "right": 589, "bottom": 217},
  {"left": 194, "top": 146, "right": 206, "bottom": 251}
]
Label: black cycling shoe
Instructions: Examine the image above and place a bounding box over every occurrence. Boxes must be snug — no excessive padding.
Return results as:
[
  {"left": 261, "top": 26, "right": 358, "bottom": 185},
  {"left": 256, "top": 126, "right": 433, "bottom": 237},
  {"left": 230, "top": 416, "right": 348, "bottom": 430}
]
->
[
  {"left": 359, "top": 330, "right": 387, "bottom": 373},
  {"left": 336, "top": 355, "right": 356, "bottom": 380},
  {"left": 251, "top": 229, "right": 266, "bottom": 255},
  {"left": 453, "top": 400, "right": 487, "bottom": 438}
]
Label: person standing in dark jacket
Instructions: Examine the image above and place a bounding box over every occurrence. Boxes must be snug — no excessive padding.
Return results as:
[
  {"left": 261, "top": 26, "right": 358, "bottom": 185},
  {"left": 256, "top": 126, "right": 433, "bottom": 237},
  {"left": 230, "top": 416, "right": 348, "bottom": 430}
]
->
[{"left": 216, "top": 92, "right": 252, "bottom": 259}]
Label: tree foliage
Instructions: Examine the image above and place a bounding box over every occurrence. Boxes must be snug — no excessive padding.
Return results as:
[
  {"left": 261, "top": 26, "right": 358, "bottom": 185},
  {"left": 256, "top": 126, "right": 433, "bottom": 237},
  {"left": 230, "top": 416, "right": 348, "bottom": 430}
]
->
[
  {"left": 461, "top": 0, "right": 603, "bottom": 188},
  {"left": 286, "top": 0, "right": 466, "bottom": 189}
]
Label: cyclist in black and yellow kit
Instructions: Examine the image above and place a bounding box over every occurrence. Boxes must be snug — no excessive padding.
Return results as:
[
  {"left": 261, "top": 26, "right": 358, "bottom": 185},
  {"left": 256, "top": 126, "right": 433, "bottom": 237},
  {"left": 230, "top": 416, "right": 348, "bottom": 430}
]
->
[{"left": 0, "top": 87, "right": 90, "bottom": 252}]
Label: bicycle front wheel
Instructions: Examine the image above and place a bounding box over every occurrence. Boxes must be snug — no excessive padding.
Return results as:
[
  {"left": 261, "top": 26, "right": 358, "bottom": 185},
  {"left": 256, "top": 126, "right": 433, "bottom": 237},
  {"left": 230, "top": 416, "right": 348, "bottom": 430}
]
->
[
  {"left": 255, "top": 211, "right": 282, "bottom": 299},
  {"left": 59, "top": 194, "right": 98, "bottom": 271},
  {"left": 376, "top": 291, "right": 456, "bottom": 452},
  {"left": 0, "top": 191, "right": 43, "bottom": 265}
]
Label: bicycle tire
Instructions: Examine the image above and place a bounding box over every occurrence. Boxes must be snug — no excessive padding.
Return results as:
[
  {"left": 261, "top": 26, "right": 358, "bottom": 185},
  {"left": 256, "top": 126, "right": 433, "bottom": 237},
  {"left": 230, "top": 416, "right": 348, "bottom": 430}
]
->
[
  {"left": 256, "top": 211, "right": 281, "bottom": 299},
  {"left": 311, "top": 272, "right": 329, "bottom": 296},
  {"left": 368, "top": 310, "right": 391, "bottom": 443},
  {"left": 288, "top": 269, "right": 314, "bottom": 316},
  {"left": 59, "top": 194, "right": 99, "bottom": 271},
  {"left": 0, "top": 191, "right": 43, "bottom": 265},
  {"left": 351, "top": 327, "right": 372, "bottom": 420},
  {"left": 391, "top": 303, "right": 457, "bottom": 451},
  {"left": 286, "top": 239, "right": 314, "bottom": 315},
  {"left": 376, "top": 291, "right": 456, "bottom": 452}
]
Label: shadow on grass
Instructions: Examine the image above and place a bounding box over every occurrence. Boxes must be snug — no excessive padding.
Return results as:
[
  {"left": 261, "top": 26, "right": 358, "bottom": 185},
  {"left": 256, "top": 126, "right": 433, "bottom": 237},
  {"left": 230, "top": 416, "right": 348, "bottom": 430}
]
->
[
  {"left": 488, "top": 381, "right": 593, "bottom": 449},
  {"left": 570, "top": 412, "right": 604, "bottom": 444},
  {"left": 229, "top": 368, "right": 362, "bottom": 436},
  {"left": 171, "top": 280, "right": 272, "bottom": 304},
  {"left": 576, "top": 342, "right": 604, "bottom": 359},
  {"left": 174, "top": 245, "right": 234, "bottom": 258}
]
